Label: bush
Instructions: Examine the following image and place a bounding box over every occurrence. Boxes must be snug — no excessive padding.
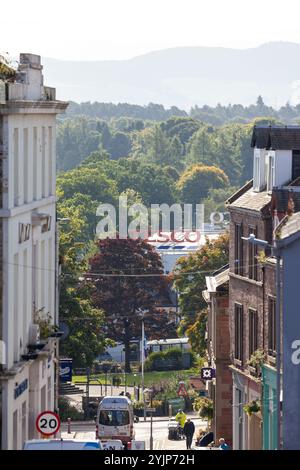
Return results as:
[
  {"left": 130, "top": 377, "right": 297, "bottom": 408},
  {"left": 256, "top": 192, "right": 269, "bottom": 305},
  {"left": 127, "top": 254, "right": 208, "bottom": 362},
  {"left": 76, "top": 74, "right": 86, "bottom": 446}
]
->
[
  {"left": 144, "top": 348, "right": 195, "bottom": 371},
  {"left": 93, "top": 360, "right": 122, "bottom": 374},
  {"left": 112, "top": 375, "right": 122, "bottom": 386},
  {"left": 193, "top": 397, "right": 213, "bottom": 422},
  {"left": 58, "top": 397, "right": 84, "bottom": 421}
]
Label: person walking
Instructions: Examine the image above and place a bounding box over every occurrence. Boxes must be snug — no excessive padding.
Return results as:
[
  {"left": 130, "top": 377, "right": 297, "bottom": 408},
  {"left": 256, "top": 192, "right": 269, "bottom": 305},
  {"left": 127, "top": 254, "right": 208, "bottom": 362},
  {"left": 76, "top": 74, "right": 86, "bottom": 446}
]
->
[
  {"left": 183, "top": 418, "right": 195, "bottom": 449},
  {"left": 175, "top": 409, "right": 187, "bottom": 437}
]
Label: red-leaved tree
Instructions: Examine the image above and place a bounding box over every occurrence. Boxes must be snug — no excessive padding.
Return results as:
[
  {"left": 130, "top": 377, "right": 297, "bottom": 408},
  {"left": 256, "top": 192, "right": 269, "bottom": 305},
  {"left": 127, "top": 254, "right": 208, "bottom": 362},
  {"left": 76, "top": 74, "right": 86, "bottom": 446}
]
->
[{"left": 88, "top": 237, "right": 176, "bottom": 372}]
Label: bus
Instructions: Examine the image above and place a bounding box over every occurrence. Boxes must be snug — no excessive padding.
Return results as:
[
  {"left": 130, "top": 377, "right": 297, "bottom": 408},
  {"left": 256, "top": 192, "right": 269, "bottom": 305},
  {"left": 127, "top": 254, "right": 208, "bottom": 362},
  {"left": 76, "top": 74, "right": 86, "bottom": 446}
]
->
[{"left": 96, "top": 396, "right": 135, "bottom": 447}]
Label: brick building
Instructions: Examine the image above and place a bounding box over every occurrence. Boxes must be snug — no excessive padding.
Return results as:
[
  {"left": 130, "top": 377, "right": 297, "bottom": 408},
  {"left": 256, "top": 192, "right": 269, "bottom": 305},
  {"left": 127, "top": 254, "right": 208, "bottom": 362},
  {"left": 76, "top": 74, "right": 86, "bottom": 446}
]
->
[
  {"left": 203, "top": 266, "right": 232, "bottom": 446},
  {"left": 227, "top": 126, "right": 300, "bottom": 449}
]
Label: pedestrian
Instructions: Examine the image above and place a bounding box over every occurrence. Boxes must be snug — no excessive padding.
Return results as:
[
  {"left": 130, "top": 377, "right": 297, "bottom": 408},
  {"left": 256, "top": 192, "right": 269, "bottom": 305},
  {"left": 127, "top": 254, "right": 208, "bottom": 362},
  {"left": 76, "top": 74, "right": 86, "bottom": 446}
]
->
[
  {"left": 183, "top": 418, "right": 195, "bottom": 449},
  {"left": 175, "top": 409, "right": 187, "bottom": 437},
  {"left": 218, "top": 437, "right": 231, "bottom": 450}
]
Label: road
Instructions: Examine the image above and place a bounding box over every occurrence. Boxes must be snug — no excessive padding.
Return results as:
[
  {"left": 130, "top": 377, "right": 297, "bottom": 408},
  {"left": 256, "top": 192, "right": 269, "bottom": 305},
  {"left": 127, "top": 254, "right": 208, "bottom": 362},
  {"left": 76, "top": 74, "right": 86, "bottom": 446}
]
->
[{"left": 61, "top": 417, "right": 206, "bottom": 450}]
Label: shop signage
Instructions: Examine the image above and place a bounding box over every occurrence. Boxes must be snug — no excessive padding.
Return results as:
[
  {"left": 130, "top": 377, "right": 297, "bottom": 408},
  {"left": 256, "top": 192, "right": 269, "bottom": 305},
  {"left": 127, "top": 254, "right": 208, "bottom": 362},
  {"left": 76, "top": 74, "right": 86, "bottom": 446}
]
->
[{"left": 14, "top": 378, "right": 28, "bottom": 399}]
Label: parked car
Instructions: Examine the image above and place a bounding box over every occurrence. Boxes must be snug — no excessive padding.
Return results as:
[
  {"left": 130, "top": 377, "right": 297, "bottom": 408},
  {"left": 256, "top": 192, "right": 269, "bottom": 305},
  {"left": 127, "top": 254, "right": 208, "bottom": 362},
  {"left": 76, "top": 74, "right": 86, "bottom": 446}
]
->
[
  {"left": 101, "top": 439, "right": 124, "bottom": 450},
  {"left": 23, "top": 439, "right": 103, "bottom": 450}
]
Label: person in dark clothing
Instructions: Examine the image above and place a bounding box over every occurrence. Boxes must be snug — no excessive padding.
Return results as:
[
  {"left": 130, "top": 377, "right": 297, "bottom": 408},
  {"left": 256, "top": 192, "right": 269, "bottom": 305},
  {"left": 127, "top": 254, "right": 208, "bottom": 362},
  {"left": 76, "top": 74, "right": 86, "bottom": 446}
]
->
[{"left": 183, "top": 418, "right": 195, "bottom": 449}]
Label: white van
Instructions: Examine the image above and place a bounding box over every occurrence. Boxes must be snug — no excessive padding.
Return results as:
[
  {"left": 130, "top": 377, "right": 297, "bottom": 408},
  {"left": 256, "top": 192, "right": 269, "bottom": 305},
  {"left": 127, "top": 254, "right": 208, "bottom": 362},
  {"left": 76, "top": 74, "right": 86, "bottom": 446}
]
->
[
  {"left": 96, "top": 396, "right": 135, "bottom": 447},
  {"left": 23, "top": 439, "right": 103, "bottom": 450}
]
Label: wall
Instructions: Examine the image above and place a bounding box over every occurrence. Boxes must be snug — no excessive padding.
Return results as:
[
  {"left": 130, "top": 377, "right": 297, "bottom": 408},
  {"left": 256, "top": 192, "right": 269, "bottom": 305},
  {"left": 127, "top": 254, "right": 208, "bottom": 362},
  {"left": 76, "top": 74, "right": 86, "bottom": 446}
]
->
[
  {"left": 281, "top": 237, "right": 300, "bottom": 449},
  {"left": 262, "top": 364, "right": 277, "bottom": 450},
  {"left": 274, "top": 150, "right": 292, "bottom": 187}
]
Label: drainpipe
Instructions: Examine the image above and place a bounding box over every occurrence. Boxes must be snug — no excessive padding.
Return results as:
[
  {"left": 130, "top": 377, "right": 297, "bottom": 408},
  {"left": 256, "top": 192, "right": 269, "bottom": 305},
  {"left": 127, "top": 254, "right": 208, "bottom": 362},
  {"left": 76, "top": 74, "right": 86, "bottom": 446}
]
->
[{"left": 275, "top": 247, "right": 281, "bottom": 450}]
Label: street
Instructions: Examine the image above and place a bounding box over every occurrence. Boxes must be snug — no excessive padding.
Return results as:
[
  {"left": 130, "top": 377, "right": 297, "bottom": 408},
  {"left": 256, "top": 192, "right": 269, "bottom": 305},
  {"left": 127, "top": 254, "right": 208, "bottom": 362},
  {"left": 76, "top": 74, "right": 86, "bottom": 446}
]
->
[{"left": 60, "top": 416, "right": 206, "bottom": 450}]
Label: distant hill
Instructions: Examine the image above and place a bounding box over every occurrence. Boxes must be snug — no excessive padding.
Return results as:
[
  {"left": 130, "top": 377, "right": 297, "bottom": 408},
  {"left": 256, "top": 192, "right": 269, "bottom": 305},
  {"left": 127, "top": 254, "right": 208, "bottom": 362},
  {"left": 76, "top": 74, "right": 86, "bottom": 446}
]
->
[{"left": 43, "top": 42, "right": 300, "bottom": 108}]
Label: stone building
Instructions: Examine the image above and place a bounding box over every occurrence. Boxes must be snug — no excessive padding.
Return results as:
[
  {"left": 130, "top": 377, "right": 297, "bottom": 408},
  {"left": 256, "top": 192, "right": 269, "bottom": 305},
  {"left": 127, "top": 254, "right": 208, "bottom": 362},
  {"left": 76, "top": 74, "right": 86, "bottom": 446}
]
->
[{"left": 0, "top": 53, "right": 67, "bottom": 449}]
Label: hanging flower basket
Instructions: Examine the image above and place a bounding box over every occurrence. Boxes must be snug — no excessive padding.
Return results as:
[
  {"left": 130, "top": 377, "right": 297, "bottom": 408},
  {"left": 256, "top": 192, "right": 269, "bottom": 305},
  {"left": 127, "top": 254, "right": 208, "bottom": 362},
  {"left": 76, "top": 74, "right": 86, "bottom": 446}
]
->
[{"left": 243, "top": 400, "right": 261, "bottom": 416}]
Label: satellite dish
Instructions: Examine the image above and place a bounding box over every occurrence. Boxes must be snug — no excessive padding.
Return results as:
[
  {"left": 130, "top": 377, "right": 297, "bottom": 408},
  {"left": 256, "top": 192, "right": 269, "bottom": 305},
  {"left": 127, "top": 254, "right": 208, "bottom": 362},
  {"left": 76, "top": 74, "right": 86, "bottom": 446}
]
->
[{"left": 58, "top": 322, "right": 69, "bottom": 341}]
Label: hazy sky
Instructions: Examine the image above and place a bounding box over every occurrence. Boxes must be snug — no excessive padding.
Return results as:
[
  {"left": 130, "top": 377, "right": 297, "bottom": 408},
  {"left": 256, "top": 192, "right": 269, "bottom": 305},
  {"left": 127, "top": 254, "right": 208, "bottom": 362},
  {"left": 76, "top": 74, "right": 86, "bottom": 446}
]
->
[{"left": 2, "top": 0, "right": 300, "bottom": 61}]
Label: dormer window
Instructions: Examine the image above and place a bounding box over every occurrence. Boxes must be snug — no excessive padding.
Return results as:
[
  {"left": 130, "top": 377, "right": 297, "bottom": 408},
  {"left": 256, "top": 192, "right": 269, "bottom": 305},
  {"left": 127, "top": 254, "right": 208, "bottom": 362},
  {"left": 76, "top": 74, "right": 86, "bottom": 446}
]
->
[{"left": 267, "top": 152, "right": 275, "bottom": 192}]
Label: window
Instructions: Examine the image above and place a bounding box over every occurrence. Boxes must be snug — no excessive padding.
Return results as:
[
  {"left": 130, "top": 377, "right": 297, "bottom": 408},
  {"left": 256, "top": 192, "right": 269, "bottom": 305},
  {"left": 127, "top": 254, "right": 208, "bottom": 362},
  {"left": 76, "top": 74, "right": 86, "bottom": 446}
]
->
[
  {"left": 234, "top": 224, "right": 243, "bottom": 275},
  {"left": 99, "top": 410, "right": 129, "bottom": 427},
  {"left": 253, "top": 153, "right": 260, "bottom": 191},
  {"left": 268, "top": 297, "right": 276, "bottom": 355},
  {"left": 234, "top": 304, "right": 243, "bottom": 361},
  {"left": 248, "top": 226, "right": 258, "bottom": 280},
  {"left": 267, "top": 153, "right": 275, "bottom": 192},
  {"left": 13, "top": 128, "right": 19, "bottom": 206},
  {"left": 33, "top": 127, "right": 37, "bottom": 200},
  {"left": 23, "top": 128, "right": 29, "bottom": 203},
  {"left": 249, "top": 309, "right": 258, "bottom": 357}
]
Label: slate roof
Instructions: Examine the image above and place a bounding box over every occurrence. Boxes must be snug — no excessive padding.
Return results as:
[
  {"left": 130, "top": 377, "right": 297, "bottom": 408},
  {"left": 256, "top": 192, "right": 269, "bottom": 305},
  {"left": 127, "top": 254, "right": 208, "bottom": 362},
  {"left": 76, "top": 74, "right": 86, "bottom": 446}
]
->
[
  {"left": 278, "top": 212, "right": 300, "bottom": 240},
  {"left": 229, "top": 187, "right": 271, "bottom": 212},
  {"left": 272, "top": 188, "right": 300, "bottom": 213},
  {"left": 251, "top": 126, "right": 300, "bottom": 150}
]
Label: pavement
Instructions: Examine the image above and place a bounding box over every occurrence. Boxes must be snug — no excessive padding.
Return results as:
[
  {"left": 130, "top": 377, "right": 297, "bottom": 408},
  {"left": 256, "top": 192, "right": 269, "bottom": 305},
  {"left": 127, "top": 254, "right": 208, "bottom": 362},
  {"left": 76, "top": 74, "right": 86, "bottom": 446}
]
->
[{"left": 60, "top": 414, "right": 207, "bottom": 450}]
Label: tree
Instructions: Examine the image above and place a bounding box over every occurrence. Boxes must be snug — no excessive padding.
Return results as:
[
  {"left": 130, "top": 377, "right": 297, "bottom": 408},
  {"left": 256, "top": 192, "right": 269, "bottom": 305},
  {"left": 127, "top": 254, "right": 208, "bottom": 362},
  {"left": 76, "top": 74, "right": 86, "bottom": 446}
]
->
[
  {"left": 58, "top": 201, "right": 110, "bottom": 368},
  {"left": 59, "top": 283, "right": 109, "bottom": 368},
  {"left": 88, "top": 237, "right": 174, "bottom": 372},
  {"left": 173, "top": 233, "right": 229, "bottom": 355},
  {"left": 57, "top": 165, "right": 118, "bottom": 204},
  {"left": 177, "top": 164, "right": 229, "bottom": 205}
]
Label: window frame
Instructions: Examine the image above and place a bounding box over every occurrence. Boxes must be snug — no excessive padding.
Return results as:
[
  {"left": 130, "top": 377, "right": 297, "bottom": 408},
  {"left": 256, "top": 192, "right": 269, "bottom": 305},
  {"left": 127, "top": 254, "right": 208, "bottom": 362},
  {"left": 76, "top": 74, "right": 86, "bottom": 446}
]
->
[
  {"left": 268, "top": 296, "right": 276, "bottom": 356},
  {"left": 249, "top": 308, "right": 258, "bottom": 357},
  {"left": 248, "top": 225, "right": 258, "bottom": 281},
  {"left": 234, "top": 223, "right": 243, "bottom": 276},
  {"left": 234, "top": 303, "right": 244, "bottom": 362}
]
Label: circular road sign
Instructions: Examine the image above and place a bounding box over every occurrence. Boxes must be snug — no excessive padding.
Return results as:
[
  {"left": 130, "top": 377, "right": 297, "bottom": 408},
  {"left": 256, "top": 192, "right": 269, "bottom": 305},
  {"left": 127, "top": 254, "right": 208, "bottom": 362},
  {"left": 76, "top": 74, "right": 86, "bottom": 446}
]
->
[{"left": 36, "top": 411, "right": 60, "bottom": 436}]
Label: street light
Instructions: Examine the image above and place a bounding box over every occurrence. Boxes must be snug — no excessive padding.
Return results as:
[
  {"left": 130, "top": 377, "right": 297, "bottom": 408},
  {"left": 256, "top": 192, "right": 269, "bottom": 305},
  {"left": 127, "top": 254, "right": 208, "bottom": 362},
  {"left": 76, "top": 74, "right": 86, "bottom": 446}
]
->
[
  {"left": 54, "top": 217, "right": 70, "bottom": 414},
  {"left": 242, "top": 233, "right": 281, "bottom": 450},
  {"left": 144, "top": 387, "right": 154, "bottom": 450}
]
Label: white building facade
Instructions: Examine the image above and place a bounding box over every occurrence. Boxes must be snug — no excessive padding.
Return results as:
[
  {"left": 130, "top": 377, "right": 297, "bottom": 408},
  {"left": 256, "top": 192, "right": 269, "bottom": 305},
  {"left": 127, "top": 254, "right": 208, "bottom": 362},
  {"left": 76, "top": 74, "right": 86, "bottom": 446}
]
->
[{"left": 0, "top": 53, "right": 67, "bottom": 449}]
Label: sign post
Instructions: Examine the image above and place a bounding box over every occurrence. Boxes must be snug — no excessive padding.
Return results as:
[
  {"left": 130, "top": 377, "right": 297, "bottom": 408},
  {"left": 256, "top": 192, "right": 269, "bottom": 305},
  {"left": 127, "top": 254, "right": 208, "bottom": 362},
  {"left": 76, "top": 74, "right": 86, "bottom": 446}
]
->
[
  {"left": 36, "top": 411, "right": 60, "bottom": 437},
  {"left": 200, "top": 368, "right": 216, "bottom": 381}
]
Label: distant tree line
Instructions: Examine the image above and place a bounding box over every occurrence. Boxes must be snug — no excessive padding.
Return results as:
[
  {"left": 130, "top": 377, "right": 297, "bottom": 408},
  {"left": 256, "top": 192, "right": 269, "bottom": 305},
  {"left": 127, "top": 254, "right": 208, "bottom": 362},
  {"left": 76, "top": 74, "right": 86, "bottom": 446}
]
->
[{"left": 64, "top": 96, "right": 300, "bottom": 125}]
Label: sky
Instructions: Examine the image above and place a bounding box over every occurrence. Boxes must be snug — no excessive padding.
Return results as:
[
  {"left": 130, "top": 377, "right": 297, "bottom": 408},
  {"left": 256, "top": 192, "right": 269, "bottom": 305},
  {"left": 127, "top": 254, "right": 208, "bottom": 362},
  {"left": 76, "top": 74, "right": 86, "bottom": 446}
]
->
[{"left": 1, "top": 0, "right": 300, "bottom": 61}]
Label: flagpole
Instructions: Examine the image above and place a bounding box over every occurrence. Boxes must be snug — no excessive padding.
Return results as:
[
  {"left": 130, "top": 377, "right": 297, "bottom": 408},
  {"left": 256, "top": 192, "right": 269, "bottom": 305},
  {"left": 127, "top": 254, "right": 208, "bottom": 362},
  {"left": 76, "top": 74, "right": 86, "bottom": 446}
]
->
[{"left": 141, "top": 316, "right": 146, "bottom": 421}]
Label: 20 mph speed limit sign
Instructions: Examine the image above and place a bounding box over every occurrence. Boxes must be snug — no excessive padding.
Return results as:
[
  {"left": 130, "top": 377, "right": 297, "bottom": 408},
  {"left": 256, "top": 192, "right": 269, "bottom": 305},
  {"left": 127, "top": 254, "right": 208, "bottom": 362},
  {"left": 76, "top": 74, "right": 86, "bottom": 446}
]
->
[{"left": 36, "top": 411, "right": 60, "bottom": 436}]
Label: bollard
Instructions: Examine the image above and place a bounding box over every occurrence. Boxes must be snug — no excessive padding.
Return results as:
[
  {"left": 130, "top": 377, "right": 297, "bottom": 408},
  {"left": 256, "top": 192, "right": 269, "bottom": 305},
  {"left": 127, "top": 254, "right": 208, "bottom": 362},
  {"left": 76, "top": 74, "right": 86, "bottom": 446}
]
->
[{"left": 67, "top": 418, "right": 71, "bottom": 434}]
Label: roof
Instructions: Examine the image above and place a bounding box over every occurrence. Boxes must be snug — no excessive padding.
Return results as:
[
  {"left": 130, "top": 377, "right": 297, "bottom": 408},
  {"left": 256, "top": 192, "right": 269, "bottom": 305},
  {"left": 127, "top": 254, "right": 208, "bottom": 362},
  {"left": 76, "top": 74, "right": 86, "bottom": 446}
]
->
[
  {"left": 147, "top": 338, "right": 189, "bottom": 345},
  {"left": 229, "top": 187, "right": 271, "bottom": 213},
  {"left": 271, "top": 187, "right": 300, "bottom": 214},
  {"left": 277, "top": 212, "right": 300, "bottom": 241},
  {"left": 205, "top": 268, "right": 229, "bottom": 293},
  {"left": 226, "top": 179, "right": 253, "bottom": 206},
  {"left": 251, "top": 126, "right": 300, "bottom": 150}
]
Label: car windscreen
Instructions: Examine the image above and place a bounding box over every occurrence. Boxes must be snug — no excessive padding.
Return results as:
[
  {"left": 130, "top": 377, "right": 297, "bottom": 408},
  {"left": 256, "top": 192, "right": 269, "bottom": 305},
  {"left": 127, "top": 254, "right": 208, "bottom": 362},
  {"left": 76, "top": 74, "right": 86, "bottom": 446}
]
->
[{"left": 99, "top": 410, "right": 130, "bottom": 426}]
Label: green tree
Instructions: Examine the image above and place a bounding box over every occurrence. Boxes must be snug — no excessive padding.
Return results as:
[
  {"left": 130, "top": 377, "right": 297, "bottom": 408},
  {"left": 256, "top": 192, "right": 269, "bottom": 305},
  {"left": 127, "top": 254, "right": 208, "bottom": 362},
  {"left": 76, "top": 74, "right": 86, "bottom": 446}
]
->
[
  {"left": 173, "top": 234, "right": 229, "bottom": 355},
  {"left": 177, "top": 164, "right": 229, "bottom": 205}
]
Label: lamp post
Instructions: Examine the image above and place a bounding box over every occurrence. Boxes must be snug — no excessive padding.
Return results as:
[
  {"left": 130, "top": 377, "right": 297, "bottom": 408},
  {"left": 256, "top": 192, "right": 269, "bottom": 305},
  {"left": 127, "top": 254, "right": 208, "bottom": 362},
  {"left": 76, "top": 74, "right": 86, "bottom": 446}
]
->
[
  {"left": 144, "top": 388, "right": 154, "bottom": 450},
  {"left": 242, "top": 233, "right": 281, "bottom": 450},
  {"left": 140, "top": 314, "right": 146, "bottom": 421},
  {"left": 54, "top": 217, "right": 70, "bottom": 414}
]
